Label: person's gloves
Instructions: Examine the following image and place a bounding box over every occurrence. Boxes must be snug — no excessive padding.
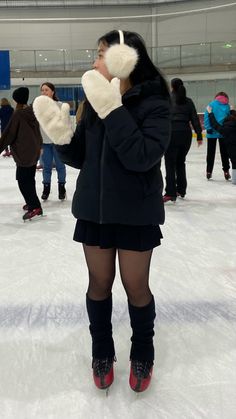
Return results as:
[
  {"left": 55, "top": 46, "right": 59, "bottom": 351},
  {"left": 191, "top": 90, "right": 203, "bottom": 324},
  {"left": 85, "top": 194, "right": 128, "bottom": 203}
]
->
[
  {"left": 33, "top": 96, "right": 74, "bottom": 145},
  {"left": 81, "top": 70, "right": 122, "bottom": 119}
]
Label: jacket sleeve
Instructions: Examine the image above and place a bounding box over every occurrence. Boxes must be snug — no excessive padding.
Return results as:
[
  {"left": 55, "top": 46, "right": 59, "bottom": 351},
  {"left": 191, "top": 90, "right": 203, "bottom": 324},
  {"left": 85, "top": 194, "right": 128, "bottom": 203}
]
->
[
  {"left": 0, "top": 112, "right": 19, "bottom": 154},
  {"left": 189, "top": 99, "right": 202, "bottom": 141},
  {"left": 103, "top": 98, "right": 171, "bottom": 172},
  {"left": 204, "top": 110, "right": 210, "bottom": 130},
  {"left": 55, "top": 119, "right": 86, "bottom": 169},
  {"left": 208, "top": 112, "right": 224, "bottom": 135}
]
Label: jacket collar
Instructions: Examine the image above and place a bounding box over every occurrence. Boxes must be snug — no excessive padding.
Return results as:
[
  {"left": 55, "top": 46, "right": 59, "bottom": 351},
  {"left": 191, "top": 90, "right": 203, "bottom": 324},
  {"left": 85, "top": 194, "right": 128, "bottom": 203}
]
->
[{"left": 122, "top": 78, "right": 165, "bottom": 101}]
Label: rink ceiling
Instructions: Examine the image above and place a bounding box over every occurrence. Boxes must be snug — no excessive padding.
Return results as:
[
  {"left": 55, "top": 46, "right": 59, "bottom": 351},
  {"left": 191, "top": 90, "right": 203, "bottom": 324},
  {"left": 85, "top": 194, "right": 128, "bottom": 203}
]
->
[{"left": 0, "top": 0, "right": 236, "bottom": 49}]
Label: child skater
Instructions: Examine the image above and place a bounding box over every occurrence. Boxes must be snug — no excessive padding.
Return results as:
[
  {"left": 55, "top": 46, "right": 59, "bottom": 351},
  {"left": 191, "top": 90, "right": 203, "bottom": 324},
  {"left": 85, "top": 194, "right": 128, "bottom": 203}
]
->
[{"left": 33, "top": 30, "right": 171, "bottom": 392}]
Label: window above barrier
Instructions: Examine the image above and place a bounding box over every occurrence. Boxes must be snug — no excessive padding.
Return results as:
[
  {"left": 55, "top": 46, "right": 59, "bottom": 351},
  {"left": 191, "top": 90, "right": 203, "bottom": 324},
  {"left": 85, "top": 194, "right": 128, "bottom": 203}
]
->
[{"left": 7, "top": 41, "right": 236, "bottom": 73}]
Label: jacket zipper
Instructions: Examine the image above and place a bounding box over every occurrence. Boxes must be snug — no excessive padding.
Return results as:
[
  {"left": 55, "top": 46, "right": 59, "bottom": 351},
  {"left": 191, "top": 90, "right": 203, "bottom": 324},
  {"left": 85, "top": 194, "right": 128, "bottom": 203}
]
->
[{"left": 99, "top": 138, "right": 106, "bottom": 224}]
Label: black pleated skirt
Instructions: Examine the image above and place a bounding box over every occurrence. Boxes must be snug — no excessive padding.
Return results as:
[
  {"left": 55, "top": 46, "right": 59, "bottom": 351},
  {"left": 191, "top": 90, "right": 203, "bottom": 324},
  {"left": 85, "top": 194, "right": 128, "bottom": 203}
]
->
[{"left": 73, "top": 219, "right": 163, "bottom": 252}]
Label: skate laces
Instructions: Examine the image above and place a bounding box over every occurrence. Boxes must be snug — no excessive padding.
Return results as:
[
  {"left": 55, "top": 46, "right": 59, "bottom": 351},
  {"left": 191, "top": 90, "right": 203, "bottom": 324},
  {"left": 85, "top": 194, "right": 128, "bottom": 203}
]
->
[
  {"left": 92, "top": 358, "right": 114, "bottom": 377},
  {"left": 131, "top": 360, "right": 153, "bottom": 379}
]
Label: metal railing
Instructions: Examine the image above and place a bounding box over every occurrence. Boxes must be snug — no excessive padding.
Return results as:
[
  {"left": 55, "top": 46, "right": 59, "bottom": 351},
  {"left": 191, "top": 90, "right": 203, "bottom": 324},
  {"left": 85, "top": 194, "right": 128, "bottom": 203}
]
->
[{"left": 9, "top": 40, "right": 236, "bottom": 73}]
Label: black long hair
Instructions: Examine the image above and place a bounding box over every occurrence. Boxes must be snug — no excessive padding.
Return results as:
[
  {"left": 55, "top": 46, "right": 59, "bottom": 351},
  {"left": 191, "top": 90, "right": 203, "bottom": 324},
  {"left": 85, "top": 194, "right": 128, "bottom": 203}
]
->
[
  {"left": 98, "top": 30, "right": 169, "bottom": 97},
  {"left": 83, "top": 30, "right": 169, "bottom": 124},
  {"left": 171, "top": 78, "right": 187, "bottom": 105}
]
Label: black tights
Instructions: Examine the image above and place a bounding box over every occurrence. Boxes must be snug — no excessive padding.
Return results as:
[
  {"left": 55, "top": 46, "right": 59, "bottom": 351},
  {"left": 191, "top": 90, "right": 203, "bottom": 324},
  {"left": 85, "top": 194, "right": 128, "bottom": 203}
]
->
[{"left": 83, "top": 245, "right": 153, "bottom": 307}]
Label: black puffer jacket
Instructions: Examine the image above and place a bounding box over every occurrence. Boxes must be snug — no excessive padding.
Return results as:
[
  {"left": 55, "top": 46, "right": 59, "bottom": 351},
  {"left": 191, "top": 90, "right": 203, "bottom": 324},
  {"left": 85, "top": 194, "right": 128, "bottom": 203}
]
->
[
  {"left": 209, "top": 112, "right": 236, "bottom": 164},
  {"left": 171, "top": 95, "right": 202, "bottom": 141},
  {"left": 57, "top": 79, "right": 171, "bottom": 225}
]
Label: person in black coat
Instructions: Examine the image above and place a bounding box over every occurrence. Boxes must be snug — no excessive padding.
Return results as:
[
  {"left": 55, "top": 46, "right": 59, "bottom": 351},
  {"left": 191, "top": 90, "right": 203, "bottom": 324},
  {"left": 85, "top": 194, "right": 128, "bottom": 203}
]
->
[
  {"left": 33, "top": 30, "right": 171, "bottom": 393},
  {"left": 0, "top": 98, "right": 14, "bottom": 156},
  {"left": 207, "top": 106, "right": 236, "bottom": 184},
  {"left": 163, "top": 78, "right": 202, "bottom": 202}
]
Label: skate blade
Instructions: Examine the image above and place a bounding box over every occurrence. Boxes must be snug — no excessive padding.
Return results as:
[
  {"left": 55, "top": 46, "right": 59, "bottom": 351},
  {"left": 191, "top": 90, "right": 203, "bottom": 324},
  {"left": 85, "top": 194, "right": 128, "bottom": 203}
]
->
[
  {"left": 23, "top": 214, "right": 46, "bottom": 222},
  {"left": 59, "top": 194, "right": 67, "bottom": 201}
]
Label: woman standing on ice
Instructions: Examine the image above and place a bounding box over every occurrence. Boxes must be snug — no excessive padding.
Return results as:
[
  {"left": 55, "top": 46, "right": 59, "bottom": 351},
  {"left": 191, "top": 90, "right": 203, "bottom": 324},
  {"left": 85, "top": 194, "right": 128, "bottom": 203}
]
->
[
  {"left": 163, "top": 77, "right": 202, "bottom": 202},
  {"left": 39, "top": 82, "right": 67, "bottom": 201},
  {"left": 33, "top": 30, "right": 171, "bottom": 393}
]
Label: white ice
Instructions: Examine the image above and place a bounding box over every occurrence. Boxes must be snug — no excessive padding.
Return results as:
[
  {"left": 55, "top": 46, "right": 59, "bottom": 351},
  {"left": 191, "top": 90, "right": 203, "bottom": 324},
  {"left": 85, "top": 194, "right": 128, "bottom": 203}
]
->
[{"left": 0, "top": 142, "right": 236, "bottom": 419}]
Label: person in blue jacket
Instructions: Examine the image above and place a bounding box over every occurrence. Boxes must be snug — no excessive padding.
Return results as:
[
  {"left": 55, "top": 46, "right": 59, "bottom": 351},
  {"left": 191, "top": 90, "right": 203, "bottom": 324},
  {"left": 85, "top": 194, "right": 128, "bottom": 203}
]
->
[
  {"left": 33, "top": 30, "right": 171, "bottom": 393},
  {"left": 206, "top": 106, "right": 236, "bottom": 185},
  {"left": 204, "top": 92, "right": 230, "bottom": 180}
]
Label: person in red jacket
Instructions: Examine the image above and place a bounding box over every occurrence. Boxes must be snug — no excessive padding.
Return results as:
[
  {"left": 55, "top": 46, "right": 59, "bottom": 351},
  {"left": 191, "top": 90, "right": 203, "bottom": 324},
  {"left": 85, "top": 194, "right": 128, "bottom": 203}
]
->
[{"left": 0, "top": 87, "right": 43, "bottom": 221}]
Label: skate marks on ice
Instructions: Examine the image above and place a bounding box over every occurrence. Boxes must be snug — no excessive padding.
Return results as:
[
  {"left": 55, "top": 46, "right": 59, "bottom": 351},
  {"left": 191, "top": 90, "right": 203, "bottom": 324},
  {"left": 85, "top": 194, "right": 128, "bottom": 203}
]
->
[{"left": 0, "top": 299, "right": 235, "bottom": 329}]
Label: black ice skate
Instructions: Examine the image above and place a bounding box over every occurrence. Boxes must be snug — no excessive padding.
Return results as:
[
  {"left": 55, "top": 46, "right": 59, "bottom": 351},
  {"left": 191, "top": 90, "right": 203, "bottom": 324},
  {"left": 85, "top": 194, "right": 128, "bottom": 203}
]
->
[
  {"left": 41, "top": 183, "right": 50, "bottom": 200},
  {"left": 58, "top": 183, "right": 66, "bottom": 200},
  {"left": 224, "top": 171, "right": 231, "bottom": 180}
]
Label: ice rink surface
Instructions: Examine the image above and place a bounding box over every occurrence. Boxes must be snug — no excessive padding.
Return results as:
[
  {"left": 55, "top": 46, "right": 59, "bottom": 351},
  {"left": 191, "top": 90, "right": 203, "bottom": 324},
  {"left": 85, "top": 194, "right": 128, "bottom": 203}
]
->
[{"left": 0, "top": 141, "right": 236, "bottom": 419}]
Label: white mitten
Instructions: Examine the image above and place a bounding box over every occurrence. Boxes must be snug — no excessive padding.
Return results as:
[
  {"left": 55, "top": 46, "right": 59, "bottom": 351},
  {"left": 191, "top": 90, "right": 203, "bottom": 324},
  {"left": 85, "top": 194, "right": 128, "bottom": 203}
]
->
[
  {"left": 33, "top": 96, "right": 74, "bottom": 145},
  {"left": 81, "top": 70, "right": 122, "bottom": 119}
]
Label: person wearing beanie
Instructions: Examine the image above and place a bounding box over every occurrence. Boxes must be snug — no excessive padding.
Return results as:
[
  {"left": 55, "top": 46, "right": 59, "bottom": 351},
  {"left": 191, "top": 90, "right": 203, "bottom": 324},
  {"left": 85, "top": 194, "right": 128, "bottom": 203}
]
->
[
  {"left": 12, "top": 87, "right": 29, "bottom": 105},
  {"left": 204, "top": 92, "right": 231, "bottom": 180},
  {"left": 0, "top": 87, "right": 43, "bottom": 221},
  {"left": 163, "top": 78, "right": 202, "bottom": 203}
]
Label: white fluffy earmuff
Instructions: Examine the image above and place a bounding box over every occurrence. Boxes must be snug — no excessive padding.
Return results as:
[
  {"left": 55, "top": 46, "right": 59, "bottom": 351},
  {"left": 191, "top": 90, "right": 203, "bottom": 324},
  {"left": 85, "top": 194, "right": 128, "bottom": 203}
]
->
[{"left": 104, "top": 30, "right": 138, "bottom": 79}]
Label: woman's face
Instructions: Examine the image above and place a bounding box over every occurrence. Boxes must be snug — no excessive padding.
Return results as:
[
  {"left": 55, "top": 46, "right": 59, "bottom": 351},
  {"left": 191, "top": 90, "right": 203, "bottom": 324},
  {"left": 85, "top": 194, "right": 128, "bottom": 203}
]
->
[
  {"left": 93, "top": 42, "right": 112, "bottom": 81},
  {"left": 41, "top": 84, "right": 54, "bottom": 98}
]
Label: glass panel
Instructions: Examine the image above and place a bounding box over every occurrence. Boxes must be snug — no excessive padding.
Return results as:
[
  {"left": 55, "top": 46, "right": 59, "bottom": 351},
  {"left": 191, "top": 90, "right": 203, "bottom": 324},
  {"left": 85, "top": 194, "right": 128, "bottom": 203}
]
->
[
  {"left": 10, "top": 50, "right": 35, "bottom": 71},
  {"left": 36, "top": 50, "right": 65, "bottom": 71},
  {"left": 64, "top": 49, "right": 94, "bottom": 71},
  {"left": 211, "top": 42, "right": 236, "bottom": 65},
  {"left": 196, "top": 80, "right": 215, "bottom": 113},
  {"left": 181, "top": 43, "right": 210, "bottom": 66},
  {"left": 156, "top": 46, "right": 180, "bottom": 68}
]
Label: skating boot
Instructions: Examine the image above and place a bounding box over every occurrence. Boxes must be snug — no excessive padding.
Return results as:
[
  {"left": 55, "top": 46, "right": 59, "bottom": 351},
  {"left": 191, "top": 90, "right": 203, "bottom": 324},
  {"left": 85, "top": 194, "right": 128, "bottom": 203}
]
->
[
  {"left": 163, "top": 194, "right": 176, "bottom": 203},
  {"left": 92, "top": 358, "right": 114, "bottom": 390},
  {"left": 129, "top": 360, "right": 153, "bottom": 393},
  {"left": 224, "top": 171, "right": 231, "bottom": 180},
  {"left": 3, "top": 150, "right": 11, "bottom": 157},
  {"left": 41, "top": 183, "right": 50, "bottom": 200},
  {"left": 23, "top": 207, "right": 43, "bottom": 221},
  {"left": 58, "top": 183, "right": 66, "bottom": 200},
  {"left": 206, "top": 172, "right": 212, "bottom": 180}
]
